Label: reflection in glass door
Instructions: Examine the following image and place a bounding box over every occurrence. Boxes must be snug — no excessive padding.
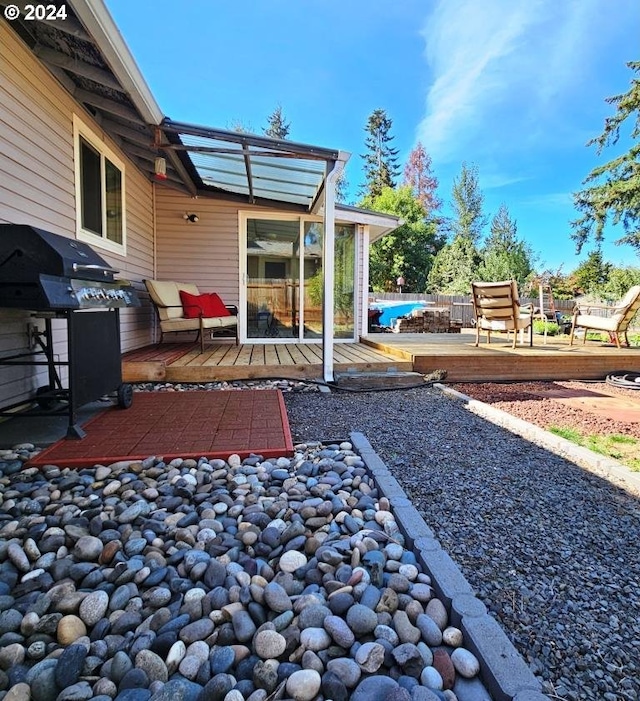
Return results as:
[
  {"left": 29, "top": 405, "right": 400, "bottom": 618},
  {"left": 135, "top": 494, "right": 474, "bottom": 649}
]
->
[
  {"left": 334, "top": 225, "right": 355, "bottom": 339},
  {"left": 246, "top": 219, "right": 300, "bottom": 338},
  {"left": 302, "top": 222, "right": 323, "bottom": 339},
  {"left": 245, "top": 218, "right": 355, "bottom": 341}
]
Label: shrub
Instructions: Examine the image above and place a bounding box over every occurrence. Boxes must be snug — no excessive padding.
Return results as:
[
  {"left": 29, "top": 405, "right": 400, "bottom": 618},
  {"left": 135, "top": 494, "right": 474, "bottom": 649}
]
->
[{"left": 533, "top": 320, "right": 560, "bottom": 336}]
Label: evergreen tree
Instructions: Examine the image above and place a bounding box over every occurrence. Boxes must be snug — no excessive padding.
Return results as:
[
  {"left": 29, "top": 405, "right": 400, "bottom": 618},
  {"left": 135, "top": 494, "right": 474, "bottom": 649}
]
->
[
  {"left": 477, "top": 204, "right": 535, "bottom": 287},
  {"left": 572, "top": 250, "right": 612, "bottom": 295},
  {"left": 361, "top": 109, "right": 400, "bottom": 198},
  {"left": 264, "top": 105, "right": 291, "bottom": 140},
  {"left": 449, "top": 162, "right": 487, "bottom": 242},
  {"left": 360, "top": 186, "right": 443, "bottom": 292},
  {"left": 335, "top": 170, "right": 349, "bottom": 204},
  {"left": 426, "top": 162, "right": 485, "bottom": 293},
  {"left": 427, "top": 235, "right": 481, "bottom": 294},
  {"left": 572, "top": 61, "right": 640, "bottom": 254},
  {"left": 403, "top": 142, "right": 442, "bottom": 215}
]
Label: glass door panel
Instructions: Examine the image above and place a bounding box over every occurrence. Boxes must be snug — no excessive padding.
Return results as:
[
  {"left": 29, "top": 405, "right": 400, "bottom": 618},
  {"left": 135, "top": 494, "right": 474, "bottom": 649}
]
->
[
  {"left": 246, "top": 219, "right": 300, "bottom": 339},
  {"left": 334, "top": 225, "right": 355, "bottom": 339},
  {"left": 303, "top": 222, "right": 323, "bottom": 340},
  {"left": 245, "top": 218, "right": 356, "bottom": 341}
]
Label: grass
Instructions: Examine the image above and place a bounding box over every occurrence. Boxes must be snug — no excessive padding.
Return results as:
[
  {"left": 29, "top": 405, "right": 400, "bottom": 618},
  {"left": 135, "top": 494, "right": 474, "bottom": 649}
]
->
[{"left": 549, "top": 426, "right": 640, "bottom": 471}]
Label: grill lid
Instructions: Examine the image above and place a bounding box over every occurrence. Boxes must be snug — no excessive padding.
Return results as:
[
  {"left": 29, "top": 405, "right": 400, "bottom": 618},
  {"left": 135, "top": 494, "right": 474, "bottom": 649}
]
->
[{"left": 0, "top": 224, "right": 119, "bottom": 283}]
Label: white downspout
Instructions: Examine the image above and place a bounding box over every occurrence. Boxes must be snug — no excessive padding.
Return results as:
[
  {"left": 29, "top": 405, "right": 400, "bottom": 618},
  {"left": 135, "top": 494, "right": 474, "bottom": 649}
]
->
[{"left": 322, "top": 152, "right": 348, "bottom": 383}]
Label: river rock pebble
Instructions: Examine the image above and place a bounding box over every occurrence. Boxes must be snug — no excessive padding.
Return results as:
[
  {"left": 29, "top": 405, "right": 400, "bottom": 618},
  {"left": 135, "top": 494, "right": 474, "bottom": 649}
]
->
[{"left": 0, "top": 440, "right": 487, "bottom": 700}]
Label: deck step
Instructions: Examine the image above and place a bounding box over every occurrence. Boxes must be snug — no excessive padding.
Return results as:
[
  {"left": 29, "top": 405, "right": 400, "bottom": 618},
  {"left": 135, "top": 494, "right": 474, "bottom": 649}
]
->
[{"left": 333, "top": 369, "right": 427, "bottom": 390}]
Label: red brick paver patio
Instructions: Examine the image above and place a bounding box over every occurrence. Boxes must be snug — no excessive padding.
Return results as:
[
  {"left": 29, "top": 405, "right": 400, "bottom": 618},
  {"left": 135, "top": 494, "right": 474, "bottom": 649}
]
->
[{"left": 28, "top": 390, "right": 293, "bottom": 468}]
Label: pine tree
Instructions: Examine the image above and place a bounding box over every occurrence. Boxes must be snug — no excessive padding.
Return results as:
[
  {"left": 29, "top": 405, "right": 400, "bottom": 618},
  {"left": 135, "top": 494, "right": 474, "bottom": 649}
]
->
[
  {"left": 335, "top": 170, "right": 349, "bottom": 204},
  {"left": 572, "top": 61, "right": 640, "bottom": 253},
  {"left": 572, "top": 250, "right": 612, "bottom": 295},
  {"left": 427, "top": 163, "right": 486, "bottom": 293},
  {"left": 477, "top": 204, "right": 534, "bottom": 287},
  {"left": 361, "top": 109, "right": 400, "bottom": 198},
  {"left": 427, "top": 236, "right": 481, "bottom": 294},
  {"left": 264, "top": 105, "right": 291, "bottom": 140},
  {"left": 450, "top": 162, "right": 487, "bottom": 242},
  {"left": 403, "top": 142, "right": 441, "bottom": 215}
]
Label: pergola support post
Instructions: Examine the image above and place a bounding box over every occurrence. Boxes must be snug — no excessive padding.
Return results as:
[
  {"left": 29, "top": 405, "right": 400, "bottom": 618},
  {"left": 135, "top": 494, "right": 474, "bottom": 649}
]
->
[{"left": 322, "top": 153, "right": 348, "bottom": 383}]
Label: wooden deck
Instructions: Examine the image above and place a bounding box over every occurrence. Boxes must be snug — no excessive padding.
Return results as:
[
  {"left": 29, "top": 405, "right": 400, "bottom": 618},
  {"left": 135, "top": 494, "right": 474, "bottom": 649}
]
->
[
  {"left": 122, "top": 341, "right": 413, "bottom": 383},
  {"left": 122, "top": 332, "right": 640, "bottom": 384},
  {"left": 362, "top": 331, "right": 640, "bottom": 382}
]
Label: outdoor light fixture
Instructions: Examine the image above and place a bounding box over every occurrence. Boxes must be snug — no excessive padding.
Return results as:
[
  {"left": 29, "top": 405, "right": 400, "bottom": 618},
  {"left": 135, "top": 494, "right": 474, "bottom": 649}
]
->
[
  {"left": 183, "top": 213, "right": 199, "bottom": 223},
  {"left": 154, "top": 157, "right": 167, "bottom": 180}
]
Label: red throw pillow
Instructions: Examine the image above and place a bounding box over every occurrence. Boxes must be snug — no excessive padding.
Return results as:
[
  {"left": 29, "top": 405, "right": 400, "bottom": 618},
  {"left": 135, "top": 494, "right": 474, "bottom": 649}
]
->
[
  {"left": 179, "top": 290, "right": 230, "bottom": 318},
  {"left": 179, "top": 290, "right": 212, "bottom": 318},
  {"left": 206, "top": 292, "right": 231, "bottom": 317}
]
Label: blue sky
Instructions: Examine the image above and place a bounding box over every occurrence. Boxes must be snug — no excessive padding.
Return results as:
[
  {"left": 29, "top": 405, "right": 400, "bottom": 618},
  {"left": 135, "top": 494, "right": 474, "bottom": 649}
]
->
[{"left": 106, "top": 0, "right": 639, "bottom": 271}]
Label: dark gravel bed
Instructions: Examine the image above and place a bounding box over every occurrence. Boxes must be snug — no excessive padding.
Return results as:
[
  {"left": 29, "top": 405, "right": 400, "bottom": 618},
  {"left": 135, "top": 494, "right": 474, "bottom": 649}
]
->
[{"left": 284, "top": 387, "right": 640, "bottom": 701}]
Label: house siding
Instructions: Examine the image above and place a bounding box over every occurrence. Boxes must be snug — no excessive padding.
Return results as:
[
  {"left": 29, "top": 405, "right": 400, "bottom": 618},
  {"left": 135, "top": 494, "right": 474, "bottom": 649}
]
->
[
  {"left": 154, "top": 190, "right": 245, "bottom": 305},
  {"left": 0, "top": 20, "right": 155, "bottom": 409},
  {"left": 154, "top": 190, "right": 366, "bottom": 340}
]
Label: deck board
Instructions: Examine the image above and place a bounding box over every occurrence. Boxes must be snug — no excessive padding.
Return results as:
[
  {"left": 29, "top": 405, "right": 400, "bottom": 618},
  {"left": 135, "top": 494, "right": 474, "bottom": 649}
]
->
[
  {"left": 122, "top": 332, "right": 638, "bottom": 383},
  {"left": 122, "top": 341, "right": 409, "bottom": 382},
  {"left": 362, "top": 332, "right": 640, "bottom": 381}
]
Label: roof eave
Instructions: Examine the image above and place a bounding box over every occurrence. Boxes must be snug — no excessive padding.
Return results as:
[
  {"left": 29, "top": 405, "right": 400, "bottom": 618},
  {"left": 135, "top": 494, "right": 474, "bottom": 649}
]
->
[
  {"left": 334, "top": 204, "right": 403, "bottom": 240},
  {"left": 68, "top": 0, "right": 164, "bottom": 125}
]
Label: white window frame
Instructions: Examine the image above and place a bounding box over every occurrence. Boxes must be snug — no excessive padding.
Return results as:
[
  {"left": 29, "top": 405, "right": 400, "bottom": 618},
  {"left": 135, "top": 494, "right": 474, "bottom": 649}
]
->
[{"left": 73, "top": 114, "right": 126, "bottom": 255}]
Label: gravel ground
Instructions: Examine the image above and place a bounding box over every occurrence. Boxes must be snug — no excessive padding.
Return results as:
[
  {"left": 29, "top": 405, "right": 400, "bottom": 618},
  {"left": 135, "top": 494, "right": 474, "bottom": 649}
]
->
[{"left": 284, "top": 386, "right": 640, "bottom": 701}]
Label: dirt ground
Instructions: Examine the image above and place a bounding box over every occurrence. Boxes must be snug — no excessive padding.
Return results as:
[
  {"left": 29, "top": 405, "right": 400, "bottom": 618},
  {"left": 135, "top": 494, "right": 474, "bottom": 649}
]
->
[{"left": 451, "top": 379, "right": 640, "bottom": 441}]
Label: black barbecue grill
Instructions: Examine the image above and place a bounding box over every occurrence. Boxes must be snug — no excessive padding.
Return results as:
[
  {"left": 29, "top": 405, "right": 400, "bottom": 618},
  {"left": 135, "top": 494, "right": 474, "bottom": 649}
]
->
[{"left": 0, "top": 224, "right": 140, "bottom": 439}]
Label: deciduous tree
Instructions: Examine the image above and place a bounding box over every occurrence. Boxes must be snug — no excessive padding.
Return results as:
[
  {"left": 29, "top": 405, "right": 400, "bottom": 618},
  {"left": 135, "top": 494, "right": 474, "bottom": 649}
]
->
[
  {"left": 602, "top": 265, "right": 640, "bottom": 299},
  {"left": 335, "top": 170, "right": 349, "bottom": 204},
  {"left": 360, "top": 186, "right": 442, "bottom": 292},
  {"left": 572, "top": 61, "right": 640, "bottom": 254},
  {"left": 361, "top": 109, "right": 400, "bottom": 198}
]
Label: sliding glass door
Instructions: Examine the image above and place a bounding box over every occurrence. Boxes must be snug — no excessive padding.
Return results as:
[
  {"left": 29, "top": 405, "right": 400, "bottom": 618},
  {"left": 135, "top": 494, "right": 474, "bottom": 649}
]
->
[{"left": 244, "top": 217, "right": 355, "bottom": 342}]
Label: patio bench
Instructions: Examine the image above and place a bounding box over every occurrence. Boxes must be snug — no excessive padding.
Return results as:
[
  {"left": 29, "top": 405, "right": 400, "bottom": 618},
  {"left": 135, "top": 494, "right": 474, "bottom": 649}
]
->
[{"left": 144, "top": 279, "right": 238, "bottom": 353}]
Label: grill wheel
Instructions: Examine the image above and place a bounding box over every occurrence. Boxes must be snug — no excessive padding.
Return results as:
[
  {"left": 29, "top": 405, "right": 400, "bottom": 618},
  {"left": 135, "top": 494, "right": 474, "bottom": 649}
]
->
[{"left": 117, "top": 383, "right": 133, "bottom": 409}]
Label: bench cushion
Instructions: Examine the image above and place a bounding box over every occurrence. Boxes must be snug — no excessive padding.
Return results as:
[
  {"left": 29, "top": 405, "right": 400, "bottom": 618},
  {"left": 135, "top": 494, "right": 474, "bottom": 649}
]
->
[{"left": 160, "top": 315, "right": 237, "bottom": 333}]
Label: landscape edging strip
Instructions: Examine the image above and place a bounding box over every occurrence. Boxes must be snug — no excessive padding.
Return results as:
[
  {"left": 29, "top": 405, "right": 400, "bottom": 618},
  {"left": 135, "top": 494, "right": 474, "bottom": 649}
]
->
[
  {"left": 435, "top": 383, "right": 640, "bottom": 495},
  {"left": 349, "top": 431, "right": 549, "bottom": 701}
]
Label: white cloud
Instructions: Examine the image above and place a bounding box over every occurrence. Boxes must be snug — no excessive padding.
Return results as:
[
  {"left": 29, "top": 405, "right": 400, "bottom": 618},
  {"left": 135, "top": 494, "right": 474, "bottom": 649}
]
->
[
  {"left": 416, "top": 0, "right": 609, "bottom": 164},
  {"left": 521, "top": 192, "right": 573, "bottom": 209}
]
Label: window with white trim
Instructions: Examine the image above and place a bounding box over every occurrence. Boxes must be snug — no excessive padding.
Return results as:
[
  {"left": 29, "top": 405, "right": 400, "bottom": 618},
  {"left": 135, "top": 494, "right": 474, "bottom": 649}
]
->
[{"left": 73, "top": 115, "right": 126, "bottom": 254}]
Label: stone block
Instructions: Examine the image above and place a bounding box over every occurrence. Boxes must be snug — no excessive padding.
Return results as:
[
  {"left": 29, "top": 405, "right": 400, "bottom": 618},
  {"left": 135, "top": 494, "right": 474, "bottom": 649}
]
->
[
  {"left": 461, "top": 614, "right": 543, "bottom": 701},
  {"left": 416, "top": 548, "right": 474, "bottom": 607},
  {"left": 391, "top": 505, "right": 435, "bottom": 548},
  {"left": 451, "top": 593, "right": 487, "bottom": 626}
]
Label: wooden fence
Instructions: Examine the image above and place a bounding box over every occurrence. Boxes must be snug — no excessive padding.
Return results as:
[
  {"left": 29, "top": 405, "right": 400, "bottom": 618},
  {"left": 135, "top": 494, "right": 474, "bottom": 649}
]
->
[{"left": 368, "top": 292, "right": 576, "bottom": 327}]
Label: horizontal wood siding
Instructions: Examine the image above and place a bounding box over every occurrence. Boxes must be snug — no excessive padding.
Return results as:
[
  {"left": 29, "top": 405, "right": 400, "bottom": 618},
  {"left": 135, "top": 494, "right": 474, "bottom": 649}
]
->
[
  {"left": 0, "top": 22, "right": 155, "bottom": 410},
  {"left": 155, "top": 192, "right": 369, "bottom": 339},
  {"left": 155, "top": 192, "right": 283, "bottom": 306}
]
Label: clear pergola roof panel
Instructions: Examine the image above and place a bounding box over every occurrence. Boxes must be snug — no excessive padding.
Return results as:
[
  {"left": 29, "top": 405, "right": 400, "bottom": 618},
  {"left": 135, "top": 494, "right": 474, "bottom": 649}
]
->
[{"left": 165, "top": 123, "right": 338, "bottom": 208}]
